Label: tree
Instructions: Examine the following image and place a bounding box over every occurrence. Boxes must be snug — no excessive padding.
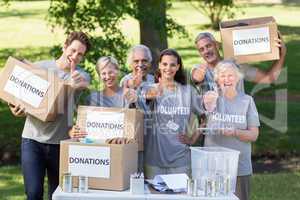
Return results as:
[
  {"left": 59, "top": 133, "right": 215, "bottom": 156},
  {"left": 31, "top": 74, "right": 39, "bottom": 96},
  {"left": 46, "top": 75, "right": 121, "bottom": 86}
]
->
[
  {"left": 47, "top": 0, "right": 187, "bottom": 84},
  {"left": 136, "top": 0, "right": 187, "bottom": 71},
  {"left": 189, "top": 0, "right": 241, "bottom": 30},
  {"left": 137, "top": 0, "right": 168, "bottom": 68}
]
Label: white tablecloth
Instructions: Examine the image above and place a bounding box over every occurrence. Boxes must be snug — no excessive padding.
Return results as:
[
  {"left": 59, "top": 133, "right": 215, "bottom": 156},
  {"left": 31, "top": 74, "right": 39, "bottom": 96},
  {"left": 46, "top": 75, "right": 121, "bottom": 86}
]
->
[{"left": 53, "top": 186, "right": 239, "bottom": 200}]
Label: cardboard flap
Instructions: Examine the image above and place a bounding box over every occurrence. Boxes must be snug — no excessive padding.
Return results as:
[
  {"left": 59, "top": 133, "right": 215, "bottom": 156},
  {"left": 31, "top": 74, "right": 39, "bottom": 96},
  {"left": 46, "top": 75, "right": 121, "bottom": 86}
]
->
[{"left": 220, "top": 16, "right": 275, "bottom": 29}]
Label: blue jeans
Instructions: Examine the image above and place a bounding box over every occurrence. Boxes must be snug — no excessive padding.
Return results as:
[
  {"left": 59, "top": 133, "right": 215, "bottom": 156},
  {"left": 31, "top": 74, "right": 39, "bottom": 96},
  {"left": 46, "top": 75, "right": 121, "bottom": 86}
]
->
[{"left": 21, "top": 138, "right": 60, "bottom": 200}]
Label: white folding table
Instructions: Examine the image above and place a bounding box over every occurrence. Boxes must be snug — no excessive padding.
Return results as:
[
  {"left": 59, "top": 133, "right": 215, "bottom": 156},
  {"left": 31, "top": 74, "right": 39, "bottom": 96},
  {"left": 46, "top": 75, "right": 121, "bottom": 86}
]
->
[{"left": 53, "top": 186, "right": 239, "bottom": 200}]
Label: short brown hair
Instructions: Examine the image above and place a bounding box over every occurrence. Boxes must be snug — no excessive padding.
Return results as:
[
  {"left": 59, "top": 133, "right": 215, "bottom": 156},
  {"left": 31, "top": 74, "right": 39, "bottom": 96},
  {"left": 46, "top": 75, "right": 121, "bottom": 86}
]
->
[{"left": 64, "top": 31, "right": 91, "bottom": 53}]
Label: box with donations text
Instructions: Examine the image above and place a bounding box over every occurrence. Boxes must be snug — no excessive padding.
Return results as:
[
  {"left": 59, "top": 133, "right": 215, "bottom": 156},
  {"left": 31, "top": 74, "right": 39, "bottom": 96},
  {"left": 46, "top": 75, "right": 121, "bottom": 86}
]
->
[
  {"left": 59, "top": 139, "right": 138, "bottom": 191},
  {"left": 76, "top": 105, "right": 144, "bottom": 151},
  {"left": 220, "top": 16, "right": 279, "bottom": 64},
  {"left": 0, "top": 56, "right": 69, "bottom": 121}
]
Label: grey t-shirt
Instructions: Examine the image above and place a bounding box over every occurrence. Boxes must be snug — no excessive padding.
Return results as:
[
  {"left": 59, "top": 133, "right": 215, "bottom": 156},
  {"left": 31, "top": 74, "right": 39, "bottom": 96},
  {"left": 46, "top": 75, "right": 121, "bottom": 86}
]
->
[
  {"left": 141, "top": 83, "right": 203, "bottom": 168},
  {"left": 85, "top": 87, "right": 130, "bottom": 108},
  {"left": 22, "top": 60, "right": 90, "bottom": 144},
  {"left": 191, "top": 63, "right": 257, "bottom": 94},
  {"left": 120, "top": 72, "right": 155, "bottom": 137},
  {"left": 204, "top": 93, "right": 260, "bottom": 176}
]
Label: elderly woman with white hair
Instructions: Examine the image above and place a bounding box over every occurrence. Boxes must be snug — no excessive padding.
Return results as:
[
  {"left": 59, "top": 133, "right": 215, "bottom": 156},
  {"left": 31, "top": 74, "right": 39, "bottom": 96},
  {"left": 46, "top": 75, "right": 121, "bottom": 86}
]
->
[{"left": 203, "top": 60, "right": 260, "bottom": 200}]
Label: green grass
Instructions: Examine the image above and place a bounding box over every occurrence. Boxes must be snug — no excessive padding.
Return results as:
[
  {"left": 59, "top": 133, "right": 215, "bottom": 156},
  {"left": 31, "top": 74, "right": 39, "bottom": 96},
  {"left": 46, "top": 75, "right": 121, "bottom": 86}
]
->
[
  {"left": 253, "top": 100, "right": 300, "bottom": 154},
  {"left": 0, "top": 165, "right": 299, "bottom": 200},
  {"left": 0, "top": 166, "right": 24, "bottom": 200},
  {"left": 251, "top": 171, "right": 300, "bottom": 200},
  {"left": 0, "top": 1, "right": 299, "bottom": 155},
  {"left": 0, "top": 166, "right": 49, "bottom": 200}
]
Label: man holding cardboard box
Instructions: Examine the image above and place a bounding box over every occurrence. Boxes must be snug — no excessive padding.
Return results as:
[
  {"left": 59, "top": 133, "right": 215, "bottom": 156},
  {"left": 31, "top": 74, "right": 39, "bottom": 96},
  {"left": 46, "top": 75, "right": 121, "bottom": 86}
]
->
[
  {"left": 191, "top": 31, "right": 286, "bottom": 93},
  {"left": 8, "top": 31, "right": 91, "bottom": 200}
]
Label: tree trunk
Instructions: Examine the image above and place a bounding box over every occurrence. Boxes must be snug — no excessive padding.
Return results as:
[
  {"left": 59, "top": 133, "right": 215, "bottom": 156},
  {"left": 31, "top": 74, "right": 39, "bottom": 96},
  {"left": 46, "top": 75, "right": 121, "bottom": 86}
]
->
[{"left": 137, "top": 0, "right": 168, "bottom": 71}]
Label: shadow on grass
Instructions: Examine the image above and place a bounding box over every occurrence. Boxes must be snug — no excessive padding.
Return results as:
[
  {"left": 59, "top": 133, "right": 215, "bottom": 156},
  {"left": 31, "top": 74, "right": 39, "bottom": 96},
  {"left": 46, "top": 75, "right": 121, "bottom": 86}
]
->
[
  {"left": 0, "top": 9, "right": 44, "bottom": 19},
  {"left": 278, "top": 24, "right": 300, "bottom": 36},
  {"left": 191, "top": 24, "right": 214, "bottom": 31},
  {"left": 0, "top": 101, "right": 24, "bottom": 165},
  {"left": 253, "top": 154, "right": 300, "bottom": 174},
  {"left": 176, "top": 45, "right": 199, "bottom": 61},
  {"left": 0, "top": 46, "right": 52, "bottom": 67},
  {"left": 0, "top": 166, "right": 24, "bottom": 199},
  {"left": 244, "top": 1, "right": 300, "bottom": 7}
]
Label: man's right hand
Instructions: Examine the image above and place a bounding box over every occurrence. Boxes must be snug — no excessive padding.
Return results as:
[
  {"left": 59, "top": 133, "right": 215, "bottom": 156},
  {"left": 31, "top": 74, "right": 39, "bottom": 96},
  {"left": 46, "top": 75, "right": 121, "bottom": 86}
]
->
[
  {"left": 125, "top": 69, "right": 143, "bottom": 89},
  {"left": 8, "top": 103, "right": 26, "bottom": 117},
  {"left": 192, "top": 64, "right": 208, "bottom": 83}
]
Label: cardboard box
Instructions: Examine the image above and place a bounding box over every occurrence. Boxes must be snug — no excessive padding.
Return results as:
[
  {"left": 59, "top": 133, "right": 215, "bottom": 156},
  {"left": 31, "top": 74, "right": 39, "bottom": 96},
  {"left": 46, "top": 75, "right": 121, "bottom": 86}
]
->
[
  {"left": 76, "top": 105, "right": 144, "bottom": 151},
  {"left": 0, "top": 57, "right": 69, "bottom": 122},
  {"left": 220, "top": 16, "right": 280, "bottom": 63},
  {"left": 59, "top": 139, "right": 138, "bottom": 191}
]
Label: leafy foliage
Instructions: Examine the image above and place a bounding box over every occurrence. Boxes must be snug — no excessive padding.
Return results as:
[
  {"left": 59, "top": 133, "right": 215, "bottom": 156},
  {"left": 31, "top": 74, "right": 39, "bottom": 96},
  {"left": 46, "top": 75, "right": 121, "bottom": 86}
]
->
[
  {"left": 189, "top": 0, "right": 242, "bottom": 30},
  {"left": 47, "top": 0, "right": 187, "bottom": 85}
]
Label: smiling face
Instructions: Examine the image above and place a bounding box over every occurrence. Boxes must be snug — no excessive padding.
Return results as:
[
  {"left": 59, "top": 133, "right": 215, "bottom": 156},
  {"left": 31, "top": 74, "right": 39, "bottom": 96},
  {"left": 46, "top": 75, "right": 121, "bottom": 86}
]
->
[
  {"left": 159, "top": 55, "right": 180, "bottom": 81},
  {"left": 62, "top": 40, "right": 87, "bottom": 68},
  {"left": 196, "top": 37, "right": 220, "bottom": 66},
  {"left": 99, "top": 63, "right": 119, "bottom": 89},
  {"left": 131, "top": 50, "right": 151, "bottom": 77},
  {"left": 217, "top": 67, "right": 239, "bottom": 92}
]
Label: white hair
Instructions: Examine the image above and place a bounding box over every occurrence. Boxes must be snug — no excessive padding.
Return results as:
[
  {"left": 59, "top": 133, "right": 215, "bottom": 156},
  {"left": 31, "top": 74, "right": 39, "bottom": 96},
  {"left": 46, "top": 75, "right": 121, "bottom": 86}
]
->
[
  {"left": 214, "top": 59, "right": 244, "bottom": 81},
  {"left": 194, "top": 32, "right": 216, "bottom": 44},
  {"left": 96, "top": 56, "right": 119, "bottom": 75},
  {"left": 127, "top": 44, "right": 152, "bottom": 65}
]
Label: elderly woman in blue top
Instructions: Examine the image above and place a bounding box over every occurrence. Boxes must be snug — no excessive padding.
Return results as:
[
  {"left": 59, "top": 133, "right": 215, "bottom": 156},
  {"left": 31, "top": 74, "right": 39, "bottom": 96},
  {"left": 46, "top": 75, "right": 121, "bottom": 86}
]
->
[
  {"left": 142, "top": 49, "right": 203, "bottom": 179},
  {"left": 203, "top": 60, "right": 260, "bottom": 200},
  {"left": 69, "top": 56, "right": 137, "bottom": 138}
]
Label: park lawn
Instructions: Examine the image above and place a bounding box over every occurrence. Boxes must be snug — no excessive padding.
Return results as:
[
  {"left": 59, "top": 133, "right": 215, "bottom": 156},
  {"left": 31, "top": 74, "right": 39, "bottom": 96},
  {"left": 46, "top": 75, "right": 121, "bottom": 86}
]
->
[
  {"left": 0, "top": 166, "right": 48, "bottom": 200},
  {"left": 0, "top": 165, "right": 299, "bottom": 200},
  {"left": 0, "top": 1, "right": 64, "bottom": 49},
  {"left": 0, "top": 0, "right": 299, "bottom": 155},
  {"left": 0, "top": 1, "right": 299, "bottom": 199},
  {"left": 251, "top": 170, "right": 300, "bottom": 200}
]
